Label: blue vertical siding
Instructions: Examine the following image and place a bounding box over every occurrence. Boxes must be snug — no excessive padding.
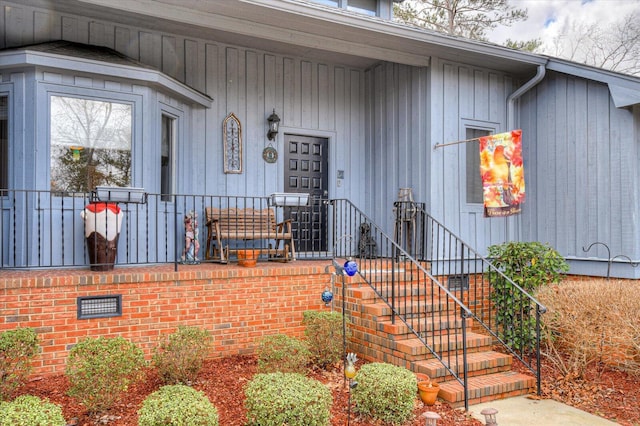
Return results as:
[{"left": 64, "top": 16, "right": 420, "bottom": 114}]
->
[{"left": 520, "top": 71, "right": 640, "bottom": 277}]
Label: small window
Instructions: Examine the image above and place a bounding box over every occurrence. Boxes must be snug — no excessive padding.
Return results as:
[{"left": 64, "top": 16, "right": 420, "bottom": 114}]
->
[
  {"left": 0, "top": 95, "right": 8, "bottom": 190},
  {"left": 308, "top": 0, "right": 377, "bottom": 16},
  {"left": 347, "top": 0, "right": 376, "bottom": 16},
  {"left": 465, "top": 128, "right": 491, "bottom": 204},
  {"left": 308, "top": 0, "right": 339, "bottom": 6},
  {"left": 50, "top": 96, "right": 132, "bottom": 193},
  {"left": 161, "top": 114, "right": 175, "bottom": 201}
]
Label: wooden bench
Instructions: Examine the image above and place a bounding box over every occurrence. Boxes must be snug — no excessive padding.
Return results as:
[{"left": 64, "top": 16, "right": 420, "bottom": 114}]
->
[{"left": 204, "top": 207, "right": 295, "bottom": 263}]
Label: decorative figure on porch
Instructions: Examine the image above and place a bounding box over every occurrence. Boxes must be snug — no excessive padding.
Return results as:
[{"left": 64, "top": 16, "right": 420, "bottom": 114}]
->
[
  {"left": 394, "top": 188, "right": 418, "bottom": 258},
  {"left": 358, "top": 222, "right": 377, "bottom": 259},
  {"left": 181, "top": 210, "right": 200, "bottom": 264}
]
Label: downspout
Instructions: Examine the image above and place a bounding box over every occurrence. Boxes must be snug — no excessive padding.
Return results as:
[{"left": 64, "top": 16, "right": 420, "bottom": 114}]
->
[
  {"left": 507, "top": 63, "right": 547, "bottom": 130},
  {"left": 505, "top": 63, "right": 547, "bottom": 241}
]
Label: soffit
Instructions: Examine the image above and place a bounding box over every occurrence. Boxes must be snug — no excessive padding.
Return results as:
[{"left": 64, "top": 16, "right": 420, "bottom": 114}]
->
[{"left": 19, "top": 0, "right": 546, "bottom": 75}]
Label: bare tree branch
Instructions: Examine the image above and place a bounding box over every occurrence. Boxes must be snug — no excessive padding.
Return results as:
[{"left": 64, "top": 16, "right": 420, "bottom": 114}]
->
[{"left": 394, "top": 0, "right": 528, "bottom": 40}]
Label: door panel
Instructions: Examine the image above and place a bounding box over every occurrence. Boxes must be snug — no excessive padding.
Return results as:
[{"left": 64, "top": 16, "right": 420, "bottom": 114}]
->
[{"left": 284, "top": 135, "right": 328, "bottom": 252}]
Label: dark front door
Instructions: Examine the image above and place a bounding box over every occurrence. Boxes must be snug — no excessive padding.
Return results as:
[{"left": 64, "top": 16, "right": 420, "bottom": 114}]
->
[{"left": 284, "top": 134, "right": 329, "bottom": 252}]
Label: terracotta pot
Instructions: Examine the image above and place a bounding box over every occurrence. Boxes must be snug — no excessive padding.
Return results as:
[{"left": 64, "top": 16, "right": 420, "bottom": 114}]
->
[
  {"left": 417, "top": 381, "right": 440, "bottom": 406},
  {"left": 415, "top": 373, "right": 430, "bottom": 383},
  {"left": 237, "top": 249, "right": 259, "bottom": 267}
]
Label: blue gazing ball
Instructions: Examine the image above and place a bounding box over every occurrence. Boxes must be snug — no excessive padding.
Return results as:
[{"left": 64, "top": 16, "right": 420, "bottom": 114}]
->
[
  {"left": 344, "top": 259, "right": 358, "bottom": 277},
  {"left": 321, "top": 289, "right": 333, "bottom": 304}
]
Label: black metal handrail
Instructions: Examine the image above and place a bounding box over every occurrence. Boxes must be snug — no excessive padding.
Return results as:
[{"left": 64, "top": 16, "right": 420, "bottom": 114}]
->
[
  {"left": 329, "top": 199, "right": 546, "bottom": 410},
  {"left": 329, "top": 198, "right": 475, "bottom": 409},
  {"left": 412, "top": 204, "right": 547, "bottom": 397}
]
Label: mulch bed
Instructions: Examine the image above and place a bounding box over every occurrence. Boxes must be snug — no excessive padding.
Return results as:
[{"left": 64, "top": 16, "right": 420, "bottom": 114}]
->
[{"left": 15, "top": 354, "right": 640, "bottom": 425}]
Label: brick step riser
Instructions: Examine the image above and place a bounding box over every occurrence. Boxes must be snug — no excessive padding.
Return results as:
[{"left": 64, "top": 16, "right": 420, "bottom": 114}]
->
[
  {"left": 418, "top": 365, "right": 513, "bottom": 383},
  {"left": 357, "top": 260, "right": 430, "bottom": 272},
  {"left": 438, "top": 373, "right": 536, "bottom": 406},
  {"left": 351, "top": 342, "right": 502, "bottom": 372},
  {"left": 352, "top": 314, "right": 480, "bottom": 339},
  {"left": 360, "top": 302, "right": 461, "bottom": 317},
  {"left": 448, "top": 388, "right": 534, "bottom": 408},
  {"left": 411, "top": 354, "right": 514, "bottom": 382},
  {"left": 377, "top": 318, "right": 466, "bottom": 335},
  {"left": 348, "top": 285, "right": 444, "bottom": 301},
  {"left": 351, "top": 331, "right": 493, "bottom": 359},
  {"left": 351, "top": 341, "right": 492, "bottom": 361}
]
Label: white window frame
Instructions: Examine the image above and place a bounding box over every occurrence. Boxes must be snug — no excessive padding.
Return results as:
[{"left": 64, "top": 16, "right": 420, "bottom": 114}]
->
[
  {"left": 0, "top": 86, "right": 11, "bottom": 191},
  {"left": 460, "top": 119, "right": 499, "bottom": 213},
  {"left": 160, "top": 110, "right": 178, "bottom": 201},
  {"left": 42, "top": 85, "right": 143, "bottom": 197}
]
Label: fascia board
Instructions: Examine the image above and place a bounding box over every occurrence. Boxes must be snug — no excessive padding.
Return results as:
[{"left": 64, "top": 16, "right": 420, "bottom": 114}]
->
[
  {"left": 608, "top": 84, "right": 640, "bottom": 108},
  {"left": 75, "top": 0, "right": 546, "bottom": 69}
]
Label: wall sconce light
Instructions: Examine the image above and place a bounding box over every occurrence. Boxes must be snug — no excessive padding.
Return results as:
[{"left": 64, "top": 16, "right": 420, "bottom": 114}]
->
[
  {"left": 267, "top": 109, "right": 280, "bottom": 141},
  {"left": 480, "top": 407, "right": 498, "bottom": 426}
]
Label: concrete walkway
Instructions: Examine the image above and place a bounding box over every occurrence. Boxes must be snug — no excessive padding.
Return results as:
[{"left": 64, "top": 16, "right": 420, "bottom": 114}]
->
[{"left": 469, "top": 396, "right": 617, "bottom": 425}]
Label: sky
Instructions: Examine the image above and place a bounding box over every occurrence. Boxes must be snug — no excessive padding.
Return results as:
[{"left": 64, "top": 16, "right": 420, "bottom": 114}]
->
[{"left": 488, "top": 0, "right": 640, "bottom": 47}]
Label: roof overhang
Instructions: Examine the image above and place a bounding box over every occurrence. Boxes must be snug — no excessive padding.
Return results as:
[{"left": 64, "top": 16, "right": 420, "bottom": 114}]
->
[
  {"left": 18, "top": 0, "right": 547, "bottom": 75},
  {"left": 547, "top": 59, "right": 640, "bottom": 107},
  {"left": 0, "top": 42, "right": 213, "bottom": 108}
]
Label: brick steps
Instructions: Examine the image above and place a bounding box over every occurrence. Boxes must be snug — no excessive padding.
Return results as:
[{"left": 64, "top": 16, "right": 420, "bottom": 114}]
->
[
  {"left": 346, "top": 271, "right": 536, "bottom": 408},
  {"left": 394, "top": 333, "right": 491, "bottom": 357},
  {"left": 438, "top": 371, "right": 536, "bottom": 407},
  {"left": 413, "top": 350, "right": 513, "bottom": 381},
  {"left": 377, "top": 315, "right": 464, "bottom": 335},
  {"left": 361, "top": 300, "right": 458, "bottom": 317}
]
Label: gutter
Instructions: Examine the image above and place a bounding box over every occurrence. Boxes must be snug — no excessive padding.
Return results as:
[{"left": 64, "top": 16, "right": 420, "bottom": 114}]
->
[{"left": 507, "top": 63, "right": 547, "bottom": 130}]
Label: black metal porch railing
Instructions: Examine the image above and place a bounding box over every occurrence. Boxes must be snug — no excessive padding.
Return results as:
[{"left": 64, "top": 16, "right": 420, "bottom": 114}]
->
[
  {"left": 0, "top": 189, "right": 334, "bottom": 270},
  {"left": 329, "top": 199, "right": 546, "bottom": 411},
  {"left": 1, "top": 190, "right": 545, "bottom": 410}
]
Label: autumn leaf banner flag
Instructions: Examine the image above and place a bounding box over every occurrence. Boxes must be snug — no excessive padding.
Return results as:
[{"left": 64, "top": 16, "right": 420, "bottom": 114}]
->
[{"left": 479, "top": 129, "right": 525, "bottom": 217}]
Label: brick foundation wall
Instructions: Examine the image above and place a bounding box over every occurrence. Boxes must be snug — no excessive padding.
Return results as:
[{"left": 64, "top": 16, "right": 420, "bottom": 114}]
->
[{"left": 0, "top": 262, "right": 333, "bottom": 376}]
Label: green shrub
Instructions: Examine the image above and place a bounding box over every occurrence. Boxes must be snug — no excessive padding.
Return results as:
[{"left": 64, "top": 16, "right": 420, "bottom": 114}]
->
[
  {"left": 138, "top": 384, "right": 218, "bottom": 426},
  {"left": 351, "top": 363, "right": 416, "bottom": 425},
  {"left": 303, "top": 310, "right": 349, "bottom": 369},
  {"left": 65, "top": 336, "right": 145, "bottom": 413},
  {"left": 487, "top": 241, "right": 569, "bottom": 353},
  {"left": 153, "top": 326, "right": 213, "bottom": 385},
  {"left": 0, "top": 327, "right": 39, "bottom": 401},
  {"left": 256, "top": 334, "right": 310, "bottom": 374},
  {"left": 0, "top": 395, "right": 65, "bottom": 426},
  {"left": 244, "top": 372, "right": 331, "bottom": 426}
]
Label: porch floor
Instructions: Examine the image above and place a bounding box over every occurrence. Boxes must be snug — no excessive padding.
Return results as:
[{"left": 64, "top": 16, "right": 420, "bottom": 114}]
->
[{"left": 0, "top": 259, "right": 331, "bottom": 280}]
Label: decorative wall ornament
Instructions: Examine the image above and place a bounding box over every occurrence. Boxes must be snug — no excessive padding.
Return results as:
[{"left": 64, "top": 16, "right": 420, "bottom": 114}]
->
[
  {"left": 223, "top": 112, "right": 242, "bottom": 173},
  {"left": 262, "top": 144, "right": 278, "bottom": 163}
]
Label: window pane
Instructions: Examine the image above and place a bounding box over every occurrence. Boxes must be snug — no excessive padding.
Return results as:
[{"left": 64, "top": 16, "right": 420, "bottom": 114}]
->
[
  {"left": 0, "top": 96, "right": 7, "bottom": 190},
  {"left": 466, "top": 128, "right": 490, "bottom": 204},
  {"left": 348, "top": 0, "right": 376, "bottom": 15},
  {"left": 50, "top": 96, "right": 132, "bottom": 193},
  {"left": 308, "top": 0, "right": 339, "bottom": 6},
  {"left": 161, "top": 114, "right": 174, "bottom": 200}
]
